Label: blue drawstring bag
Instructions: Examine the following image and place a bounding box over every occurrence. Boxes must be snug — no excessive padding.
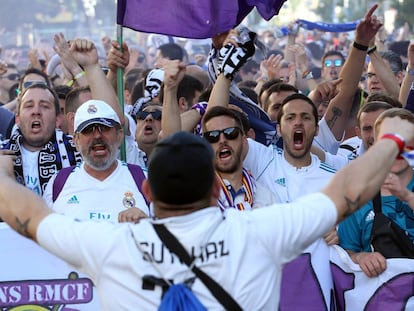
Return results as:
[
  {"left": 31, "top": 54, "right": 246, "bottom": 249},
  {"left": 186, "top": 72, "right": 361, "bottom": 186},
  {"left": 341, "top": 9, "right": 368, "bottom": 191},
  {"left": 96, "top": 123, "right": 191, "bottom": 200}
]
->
[{"left": 158, "top": 283, "right": 207, "bottom": 311}]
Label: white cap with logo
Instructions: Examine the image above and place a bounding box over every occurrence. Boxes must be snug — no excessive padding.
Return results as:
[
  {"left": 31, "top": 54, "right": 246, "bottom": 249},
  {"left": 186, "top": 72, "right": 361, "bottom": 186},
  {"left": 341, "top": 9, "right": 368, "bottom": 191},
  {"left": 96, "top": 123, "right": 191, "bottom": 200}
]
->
[{"left": 74, "top": 100, "right": 121, "bottom": 133}]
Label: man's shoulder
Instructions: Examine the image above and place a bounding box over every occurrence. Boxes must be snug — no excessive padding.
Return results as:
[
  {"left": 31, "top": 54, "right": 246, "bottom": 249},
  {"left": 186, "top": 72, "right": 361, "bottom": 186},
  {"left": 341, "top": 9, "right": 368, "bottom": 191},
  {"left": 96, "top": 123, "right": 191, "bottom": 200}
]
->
[{"left": 311, "top": 154, "right": 336, "bottom": 174}]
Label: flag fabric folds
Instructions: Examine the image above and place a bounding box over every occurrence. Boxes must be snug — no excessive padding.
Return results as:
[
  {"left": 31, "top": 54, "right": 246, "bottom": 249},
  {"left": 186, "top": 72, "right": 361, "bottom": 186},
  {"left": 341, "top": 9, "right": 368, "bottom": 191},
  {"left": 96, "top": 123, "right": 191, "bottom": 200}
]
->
[{"left": 117, "top": 0, "right": 287, "bottom": 39}]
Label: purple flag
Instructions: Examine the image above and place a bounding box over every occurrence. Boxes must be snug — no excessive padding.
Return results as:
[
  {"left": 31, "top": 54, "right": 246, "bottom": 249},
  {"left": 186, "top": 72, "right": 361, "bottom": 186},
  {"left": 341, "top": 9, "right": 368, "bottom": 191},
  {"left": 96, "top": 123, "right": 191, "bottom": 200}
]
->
[{"left": 117, "top": 0, "right": 286, "bottom": 39}]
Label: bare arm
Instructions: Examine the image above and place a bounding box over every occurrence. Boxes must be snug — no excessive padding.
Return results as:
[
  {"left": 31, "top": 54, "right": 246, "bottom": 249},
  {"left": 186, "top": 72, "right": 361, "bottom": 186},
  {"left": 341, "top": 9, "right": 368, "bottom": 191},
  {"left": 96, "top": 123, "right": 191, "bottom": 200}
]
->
[
  {"left": 399, "top": 43, "right": 414, "bottom": 107},
  {"left": 369, "top": 50, "right": 401, "bottom": 98},
  {"left": 323, "top": 4, "right": 382, "bottom": 140},
  {"left": 70, "top": 38, "right": 125, "bottom": 126},
  {"left": 160, "top": 60, "right": 186, "bottom": 138},
  {"left": 323, "top": 116, "right": 414, "bottom": 223},
  {"left": 0, "top": 156, "right": 52, "bottom": 242},
  {"left": 53, "top": 33, "right": 88, "bottom": 87}
]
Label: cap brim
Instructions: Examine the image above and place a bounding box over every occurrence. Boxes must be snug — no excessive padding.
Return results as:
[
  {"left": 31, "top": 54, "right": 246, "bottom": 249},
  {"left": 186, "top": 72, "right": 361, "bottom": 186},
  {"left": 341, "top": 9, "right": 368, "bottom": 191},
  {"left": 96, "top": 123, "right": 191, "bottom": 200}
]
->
[{"left": 75, "top": 118, "right": 120, "bottom": 133}]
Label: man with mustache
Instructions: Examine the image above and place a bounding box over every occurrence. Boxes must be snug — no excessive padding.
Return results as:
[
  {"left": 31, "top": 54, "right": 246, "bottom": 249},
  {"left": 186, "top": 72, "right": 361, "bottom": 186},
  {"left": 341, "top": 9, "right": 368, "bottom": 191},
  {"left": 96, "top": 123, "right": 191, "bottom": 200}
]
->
[{"left": 42, "top": 99, "right": 149, "bottom": 223}]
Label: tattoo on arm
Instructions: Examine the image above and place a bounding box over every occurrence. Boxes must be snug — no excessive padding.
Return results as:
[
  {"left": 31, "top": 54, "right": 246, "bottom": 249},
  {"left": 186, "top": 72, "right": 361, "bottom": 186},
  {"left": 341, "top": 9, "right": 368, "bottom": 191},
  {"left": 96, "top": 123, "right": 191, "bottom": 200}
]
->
[
  {"left": 343, "top": 195, "right": 361, "bottom": 218},
  {"left": 326, "top": 106, "right": 342, "bottom": 129},
  {"left": 15, "top": 217, "right": 33, "bottom": 239}
]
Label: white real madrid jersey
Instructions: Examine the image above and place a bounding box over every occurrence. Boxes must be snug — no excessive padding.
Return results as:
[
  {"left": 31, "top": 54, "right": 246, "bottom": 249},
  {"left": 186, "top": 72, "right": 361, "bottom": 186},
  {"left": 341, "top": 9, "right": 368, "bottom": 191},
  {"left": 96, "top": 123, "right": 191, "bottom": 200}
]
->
[{"left": 43, "top": 160, "right": 149, "bottom": 222}]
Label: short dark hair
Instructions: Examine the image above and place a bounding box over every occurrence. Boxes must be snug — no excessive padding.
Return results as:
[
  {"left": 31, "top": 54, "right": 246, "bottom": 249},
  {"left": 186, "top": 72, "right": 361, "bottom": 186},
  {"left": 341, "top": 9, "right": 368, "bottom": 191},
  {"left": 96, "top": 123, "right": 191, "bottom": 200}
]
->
[
  {"left": 65, "top": 86, "right": 91, "bottom": 113},
  {"left": 18, "top": 83, "right": 59, "bottom": 116},
  {"left": 357, "top": 101, "right": 393, "bottom": 125},
  {"left": 267, "top": 82, "right": 299, "bottom": 95},
  {"left": 54, "top": 85, "right": 72, "bottom": 100},
  {"left": 202, "top": 106, "right": 245, "bottom": 134},
  {"left": 322, "top": 50, "right": 345, "bottom": 67},
  {"left": 158, "top": 43, "right": 184, "bottom": 61},
  {"left": 177, "top": 75, "right": 203, "bottom": 104},
  {"left": 277, "top": 93, "right": 318, "bottom": 125},
  {"left": 18, "top": 68, "right": 51, "bottom": 91},
  {"left": 379, "top": 50, "right": 403, "bottom": 73},
  {"left": 366, "top": 93, "right": 402, "bottom": 108}
]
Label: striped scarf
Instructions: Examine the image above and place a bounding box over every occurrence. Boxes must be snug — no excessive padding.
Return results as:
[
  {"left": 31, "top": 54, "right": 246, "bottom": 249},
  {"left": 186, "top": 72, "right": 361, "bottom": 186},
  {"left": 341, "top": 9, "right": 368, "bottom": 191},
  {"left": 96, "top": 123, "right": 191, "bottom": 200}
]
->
[
  {"left": 3, "top": 129, "right": 82, "bottom": 195},
  {"left": 217, "top": 169, "right": 256, "bottom": 211}
]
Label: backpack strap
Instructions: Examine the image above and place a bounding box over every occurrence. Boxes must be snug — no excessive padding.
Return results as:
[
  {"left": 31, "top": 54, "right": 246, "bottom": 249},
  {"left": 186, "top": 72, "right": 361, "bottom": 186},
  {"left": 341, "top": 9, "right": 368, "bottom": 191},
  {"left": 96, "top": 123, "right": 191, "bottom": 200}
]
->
[
  {"left": 52, "top": 166, "right": 76, "bottom": 202},
  {"left": 52, "top": 163, "right": 149, "bottom": 206},
  {"left": 372, "top": 191, "right": 382, "bottom": 214},
  {"left": 153, "top": 223, "right": 243, "bottom": 311},
  {"left": 126, "top": 163, "right": 150, "bottom": 206}
]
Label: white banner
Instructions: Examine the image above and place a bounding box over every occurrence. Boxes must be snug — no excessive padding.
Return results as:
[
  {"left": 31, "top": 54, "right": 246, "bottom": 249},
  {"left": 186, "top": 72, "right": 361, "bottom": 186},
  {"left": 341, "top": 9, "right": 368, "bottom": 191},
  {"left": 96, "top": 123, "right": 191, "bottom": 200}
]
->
[
  {"left": 0, "top": 223, "right": 100, "bottom": 310},
  {"left": 330, "top": 245, "right": 414, "bottom": 310},
  {"left": 2, "top": 222, "right": 414, "bottom": 310}
]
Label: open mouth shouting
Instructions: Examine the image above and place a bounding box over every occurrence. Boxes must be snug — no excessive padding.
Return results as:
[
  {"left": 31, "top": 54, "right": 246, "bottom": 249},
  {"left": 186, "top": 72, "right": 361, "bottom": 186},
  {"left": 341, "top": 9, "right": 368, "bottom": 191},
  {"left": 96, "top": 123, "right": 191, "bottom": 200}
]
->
[
  {"left": 143, "top": 124, "right": 154, "bottom": 135},
  {"left": 90, "top": 141, "right": 109, "bottom": 156},
  {"left": 31, "top": 120, "right": 42, "bottom": 133},
  {"left": 293, "top": 130, "right": 305, "bottom": 150}
]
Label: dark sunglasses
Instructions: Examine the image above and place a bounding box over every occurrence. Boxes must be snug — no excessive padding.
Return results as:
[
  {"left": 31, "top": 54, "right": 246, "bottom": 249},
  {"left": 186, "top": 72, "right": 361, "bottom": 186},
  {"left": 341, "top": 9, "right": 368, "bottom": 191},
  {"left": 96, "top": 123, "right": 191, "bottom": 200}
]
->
[
  {"left": 23, "top": 80, "right": 48, "bottom": 89},
  {"left": 0, "top": 73, "right": 20, "bottom": 81},
  {"left": 203, "top": 127, "right": 242, "bottom": 143},
  {"left": 136, "top": 110, "right": 162, "bottom": 121},
  {"left": 81, "top": 124, "right": 113, "bottom": 135},
  {"left": 324, "top": 59, "right": 343, "bottom": 68}
]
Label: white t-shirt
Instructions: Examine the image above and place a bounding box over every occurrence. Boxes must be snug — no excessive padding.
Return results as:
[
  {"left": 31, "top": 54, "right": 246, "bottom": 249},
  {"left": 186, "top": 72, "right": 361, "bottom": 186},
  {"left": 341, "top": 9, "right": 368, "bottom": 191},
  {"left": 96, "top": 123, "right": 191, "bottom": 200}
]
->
[
  {"left": 20, "top": 146, "right": 41, "bottom": 195},
  {"left": 244, "top": 138, "right": 336, "bottom": 309},
  {"left": 43, "top": 160, "right": 149, "bottom": 221},
  {"left": 37, "top": 192, "right": 337, "bottom": 310},
  {"left": 125, "top": 137, "right": 148, "bottom": 173},
  {"left": 313, "top": 117, "right": 341, "bottom": 154},
  {"left": 244, "top": 139, "right": 336, "bottom": 202}
]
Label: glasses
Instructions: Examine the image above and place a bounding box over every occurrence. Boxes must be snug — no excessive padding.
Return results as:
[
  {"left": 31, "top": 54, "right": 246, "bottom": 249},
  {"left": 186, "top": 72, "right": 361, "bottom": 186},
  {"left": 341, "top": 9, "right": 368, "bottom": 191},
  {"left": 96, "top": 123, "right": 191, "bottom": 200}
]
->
[
  {"left": 136, "top": 110, "right": 162, "bottom": 121},
  {"left": 324, "top": 59, "right": 343, "bottom": 68},
  {"left": 81, "top": 124, "right": 113, "bottom": 135},
  {"left": 0, "top": 73, "right": 20, "bottom": 81},
  {"left": 22, "top": 80, "right": 48, "bottom": 89},
  {"left": 203, "top": 127, "right": 242, "bottom": 143}
]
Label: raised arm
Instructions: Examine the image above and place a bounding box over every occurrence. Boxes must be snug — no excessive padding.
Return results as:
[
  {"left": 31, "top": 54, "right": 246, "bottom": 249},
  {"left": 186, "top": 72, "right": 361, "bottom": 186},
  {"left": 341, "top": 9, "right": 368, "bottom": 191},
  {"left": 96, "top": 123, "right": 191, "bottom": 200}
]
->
[
  {"left": 323, "top": 4, "right": 382, "bottom": 140},
  {"left": 160, "top": 60, "right": 186, "bottom": 138},
  {"left": 70, "top": 38, "right": 125, "bottom": 126},
  {"left": 53, "top": 33, "right": 88, "bottom": 88},
  {"left": 324, "top": 112, "right": 414, "bottom": 223},
  {"left": 399, "top": 42, "right": 414, "bottom": 107}
]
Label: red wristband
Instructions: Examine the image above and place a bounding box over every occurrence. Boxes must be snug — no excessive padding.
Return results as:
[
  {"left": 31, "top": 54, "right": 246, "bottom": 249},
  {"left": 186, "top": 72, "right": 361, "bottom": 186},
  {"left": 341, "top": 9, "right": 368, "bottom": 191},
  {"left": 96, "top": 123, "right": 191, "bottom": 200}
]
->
[{"left": 380, "top": 133, "right": 406, "bottom": 155}]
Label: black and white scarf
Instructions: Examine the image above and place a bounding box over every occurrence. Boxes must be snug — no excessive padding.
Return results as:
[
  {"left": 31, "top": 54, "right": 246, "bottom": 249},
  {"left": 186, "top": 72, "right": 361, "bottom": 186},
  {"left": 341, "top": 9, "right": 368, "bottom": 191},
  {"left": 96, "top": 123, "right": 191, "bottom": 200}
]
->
[{"left": 3, "top": 129, "right": 82, "bottom": 195}]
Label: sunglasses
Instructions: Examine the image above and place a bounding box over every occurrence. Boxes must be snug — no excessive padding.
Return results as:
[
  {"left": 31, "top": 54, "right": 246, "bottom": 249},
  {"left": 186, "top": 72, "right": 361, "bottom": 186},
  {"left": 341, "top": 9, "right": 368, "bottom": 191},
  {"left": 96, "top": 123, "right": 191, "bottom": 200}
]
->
[
  {"left": 0, "top": 73, "right": 20, "bottom": 81},
  {"left": 324, "top": 59, "right": 343, "bottom": 68},
  {"left": 203, "top": 127, "right": 242, "bottom": 143},
  {"left": 136, "top": 110, "right": 162, "bottom": 121},
  {"left": 22, "top": 80, "right": 48, "bottom": 89},
  {"left": 81, "top": 124, "right": 113, "bottom": 135}
]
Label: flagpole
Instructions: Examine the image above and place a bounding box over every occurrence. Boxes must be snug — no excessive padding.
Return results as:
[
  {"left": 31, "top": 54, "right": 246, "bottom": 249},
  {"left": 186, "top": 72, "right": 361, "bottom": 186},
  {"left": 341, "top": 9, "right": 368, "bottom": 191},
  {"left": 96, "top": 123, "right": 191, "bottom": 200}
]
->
[{"left": 117, "top": 24, "right": 126, "bottom": 162}]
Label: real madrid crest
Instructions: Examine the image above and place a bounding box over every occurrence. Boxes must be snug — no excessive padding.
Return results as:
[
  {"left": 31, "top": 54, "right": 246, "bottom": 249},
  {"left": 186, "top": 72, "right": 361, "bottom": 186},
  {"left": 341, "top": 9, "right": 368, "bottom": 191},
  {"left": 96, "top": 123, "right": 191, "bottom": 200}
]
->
[{"left": 123, "top": 191, "right": 136, "bottom": 209}]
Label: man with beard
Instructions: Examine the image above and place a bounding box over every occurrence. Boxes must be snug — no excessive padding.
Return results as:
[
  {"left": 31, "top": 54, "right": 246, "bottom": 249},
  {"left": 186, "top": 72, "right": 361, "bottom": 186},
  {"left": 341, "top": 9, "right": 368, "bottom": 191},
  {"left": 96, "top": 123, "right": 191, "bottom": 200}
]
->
[
  {"left": 43, "top": 99, "right": 149, "bottom": 222},
  {"left": 2, "top": 83, "right": 82, "bottom": 195},
  {"left": 202, "top": 106, "right": 275, "bottom": 210},
  {"left": 161, "top": 60, "right": 275, "bottom": 210}
]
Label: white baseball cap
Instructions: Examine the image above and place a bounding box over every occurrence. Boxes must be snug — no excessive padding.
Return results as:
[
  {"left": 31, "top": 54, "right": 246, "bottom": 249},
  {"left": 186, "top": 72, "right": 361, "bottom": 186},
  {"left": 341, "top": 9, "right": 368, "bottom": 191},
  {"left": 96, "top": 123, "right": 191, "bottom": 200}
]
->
[{"left": 74, "top": 100, "right": 121, "bottom": 133}]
